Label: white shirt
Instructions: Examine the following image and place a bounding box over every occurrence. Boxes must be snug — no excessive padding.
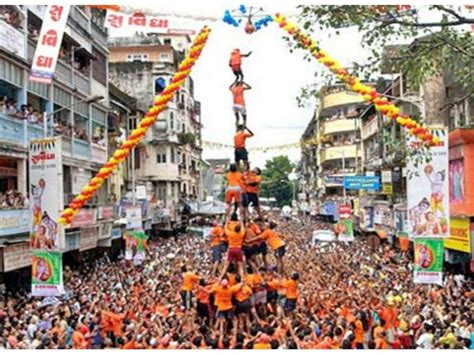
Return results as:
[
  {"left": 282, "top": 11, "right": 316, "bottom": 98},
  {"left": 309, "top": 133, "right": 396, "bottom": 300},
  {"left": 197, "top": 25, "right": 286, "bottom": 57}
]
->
[{"left": 416, "top": 333, "right": 434, "bottom": 349}]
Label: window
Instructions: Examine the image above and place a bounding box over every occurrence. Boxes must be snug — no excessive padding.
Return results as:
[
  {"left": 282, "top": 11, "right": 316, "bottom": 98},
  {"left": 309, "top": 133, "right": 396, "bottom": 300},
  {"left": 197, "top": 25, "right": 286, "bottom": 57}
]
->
[
  {"left": 182, "top": 123, "right": 186, "bottom": 134},
  {"left": 127, "top": 53, "right": 148, "bottom": 62},
  {"left": 169, "top": 111, "right": 174, "bottom": 131},
  {"left": 155, "top": 77, "right": 166, "bottom": 94},
  {"left": 158, "top": 182, "right": 166, "bottom": 200},
  {"left": 164, "top": 38, "right": 171, "bottom": 45},
  {"left": 160, "top": 53, "right": 169, "bottom": 60},
  {"left": 92, "top": 47, "right": 107, "bottom": 85},
  {"left": 170, "top": 146, "right": 176, "bottom": 164},
  {"left": 156, "top": 149, "right": 166, "bottom": 163}
]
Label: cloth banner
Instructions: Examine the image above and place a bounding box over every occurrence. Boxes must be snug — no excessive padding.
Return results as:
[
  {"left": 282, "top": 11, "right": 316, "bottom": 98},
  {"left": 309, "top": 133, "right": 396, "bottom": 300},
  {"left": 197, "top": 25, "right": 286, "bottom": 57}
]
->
[
  {"left": 407, "top": 128, "right": 449, "bottom": 238},
  {"left": 30, "top": 5, "right": 71, "bottom": 83},
  {"left": 338, "top": 219, "right": 354, "bottom": 242},
  {"left": 105, "top": 9, "right": 195, "bottom": 34},
  {"left": 124, "top": 230, "right": 149, "bottom": 264},
  {"left": 413, "top": 238, "right": 444, "bottom": 285},
  {"left": 31, "top": 251, "right": 64, "bottom": 296},
  {"left": 29, "top": 137, "right": 64, "bottom": 296}
]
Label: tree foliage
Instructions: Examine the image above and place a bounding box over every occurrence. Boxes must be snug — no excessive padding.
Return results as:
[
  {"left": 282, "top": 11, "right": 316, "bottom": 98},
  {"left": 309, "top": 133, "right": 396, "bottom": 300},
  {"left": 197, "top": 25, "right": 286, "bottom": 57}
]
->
[
  {"left": 260, "top": 156, "right": 295, "bottom": 207},
  {"left": 291, "top": 5, "right": 474, "bottom": 106}
]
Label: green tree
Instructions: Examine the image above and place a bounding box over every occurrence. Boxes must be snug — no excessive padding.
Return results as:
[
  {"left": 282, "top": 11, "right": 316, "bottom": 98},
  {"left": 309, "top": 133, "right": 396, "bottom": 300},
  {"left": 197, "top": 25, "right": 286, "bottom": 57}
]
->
[
  {"left": 260, "top": 156, "right": 295, "bottom": 207},
  {"left": 291, "top": 5, "right": 474, "bottom": 106}
]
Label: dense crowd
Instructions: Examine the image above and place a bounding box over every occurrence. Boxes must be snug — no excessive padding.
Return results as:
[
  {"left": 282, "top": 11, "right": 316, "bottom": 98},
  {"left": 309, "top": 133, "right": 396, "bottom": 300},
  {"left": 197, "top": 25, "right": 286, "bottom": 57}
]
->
[
  {"left": 0, "top": 214, "right": 472, "bottom": 349},
  {"left": 0, "top": 190, "right": 28, "bottom": 209}
]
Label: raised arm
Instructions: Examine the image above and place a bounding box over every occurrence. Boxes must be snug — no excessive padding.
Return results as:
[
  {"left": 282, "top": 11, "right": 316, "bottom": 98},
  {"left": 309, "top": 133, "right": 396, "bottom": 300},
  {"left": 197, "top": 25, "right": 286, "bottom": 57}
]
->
[
  {"left": 243, "top": 51, "right": 252, "bottom": 57},
  {"left": 245, "top": 127, "right": 254, "bottom": 136}
]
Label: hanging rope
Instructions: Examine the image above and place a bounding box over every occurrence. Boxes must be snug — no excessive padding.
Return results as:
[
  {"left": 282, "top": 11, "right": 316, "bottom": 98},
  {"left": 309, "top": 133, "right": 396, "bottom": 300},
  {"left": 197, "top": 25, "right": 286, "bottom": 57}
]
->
[{"left": 59, "top": 26, "right": 211, "bottom": 225}]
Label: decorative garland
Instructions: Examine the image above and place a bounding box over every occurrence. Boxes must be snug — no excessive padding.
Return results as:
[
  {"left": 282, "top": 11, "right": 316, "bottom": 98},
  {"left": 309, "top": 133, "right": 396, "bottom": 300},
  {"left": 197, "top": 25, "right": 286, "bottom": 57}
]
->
[
  {"left": 273, "top": 13, "right": 440, "bottom": 147},
  {"left": 58, "top": 26, "right": 211, "bottom": 225}
]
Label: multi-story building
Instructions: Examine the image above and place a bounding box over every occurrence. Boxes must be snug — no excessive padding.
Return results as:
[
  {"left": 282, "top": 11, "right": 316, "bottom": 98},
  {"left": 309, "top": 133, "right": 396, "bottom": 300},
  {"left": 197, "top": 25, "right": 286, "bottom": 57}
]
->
[
  {"left": 0, "top": 5, "right": 114, "bottom": 283},
  {"left": 202, "top": 158, "right": 230, "bottom": 200},
  {"left": 300, "top": 85, "right": 366, "bottom": 204},
  {"left": 108, "top": 33, "right": 203, "bottom": 228}
]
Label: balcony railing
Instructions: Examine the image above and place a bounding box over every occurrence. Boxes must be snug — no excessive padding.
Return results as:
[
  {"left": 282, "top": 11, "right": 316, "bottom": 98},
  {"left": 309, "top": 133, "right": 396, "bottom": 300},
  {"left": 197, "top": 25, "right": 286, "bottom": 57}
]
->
[
  {"left": 91, "top": 143, "right": 107, "bottom": 164},
  {"left": 320, "top": 144, "right": 360, "bottom": 162},
  {"left": 73, "top": 138, "right": 91, "bottom": 160},
  {"left": 74, "top": 70, "right": 91, "bottom": 95},
  {"left": 323, "top": 118, "right": 358, "bottom": 135},
  {"left": 91, "top": 22, "right": 107, "bottom": 48},
  {"left": 0, "top": 112, "right": 25, "bottom": 146},
  {"left": 56, "top": 59, "right": 73, "bottom": 85},
  {"left": 0, "top": 208, "right": 31, "bottom": 236},
  {"left": 70, "top": 6, "right": 91, "bottom": 34}
]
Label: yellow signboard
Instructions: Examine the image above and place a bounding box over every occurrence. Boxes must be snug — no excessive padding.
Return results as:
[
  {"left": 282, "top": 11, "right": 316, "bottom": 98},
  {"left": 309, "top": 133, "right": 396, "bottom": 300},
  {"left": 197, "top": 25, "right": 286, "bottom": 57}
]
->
[
  {"left": 445, "top": 218, "right": 471, "bottom": 253},
  {"left": 382, "top": 183, "right": 393, "bottom": 195}
]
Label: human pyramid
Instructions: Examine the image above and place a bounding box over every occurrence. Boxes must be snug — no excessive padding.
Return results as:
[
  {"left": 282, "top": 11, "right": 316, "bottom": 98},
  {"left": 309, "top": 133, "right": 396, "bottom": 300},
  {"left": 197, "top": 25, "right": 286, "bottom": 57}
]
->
[{"left": 179, "top": 48, "right": 299, "bottom": 347}]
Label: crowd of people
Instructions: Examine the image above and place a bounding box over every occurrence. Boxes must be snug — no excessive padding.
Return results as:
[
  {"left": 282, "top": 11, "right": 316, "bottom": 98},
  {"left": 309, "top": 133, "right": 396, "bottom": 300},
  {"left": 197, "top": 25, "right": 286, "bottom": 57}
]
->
[
  {"left": 0, "top": 6, "right": 22, "bottom": 30},
  {"left": 0, "top": 190, "right": 28, "bottom": 209},
  {"left": 0, "top": 96, "right": 43, "bottom": 124},
  {"left": 0, "top": 212, "right": 472, "bottom": 349}
]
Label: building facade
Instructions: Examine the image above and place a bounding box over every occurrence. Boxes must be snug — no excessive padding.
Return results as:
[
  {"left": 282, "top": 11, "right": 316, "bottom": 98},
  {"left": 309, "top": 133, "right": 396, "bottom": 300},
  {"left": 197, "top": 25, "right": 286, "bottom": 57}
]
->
[
  {"left": 0, "top": 6, "right": 115, "bottom": 281},
  {"left": 300, "top": 84, "right": 367, "bottom": 213},
  {"left": 108, "top": 33, "right": 203, "bottom": 228}
]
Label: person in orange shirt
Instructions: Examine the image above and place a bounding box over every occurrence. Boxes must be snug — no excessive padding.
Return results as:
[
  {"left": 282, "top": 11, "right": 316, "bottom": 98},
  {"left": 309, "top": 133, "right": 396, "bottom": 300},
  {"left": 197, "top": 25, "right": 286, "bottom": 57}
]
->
[
  {"left": 210, "top": 278, "right": 239, "bottom": 336},
  {"left": 253, "top": 333, "right": 272, "bottom": 349},
  {"left": 231, "top": 274, "right": 253, "bottom": 332},
  {"left": 229, "top": 48, "right": 252, "bottom": 83},
  {"left": 229, "top": 81, "right": 251, "bottom": 129},
  {"left": 242, "top": 167, "right": 263, "bottom": 222},
  {"left": 209, "top": 222, "right": 225, "bottom": 276},
  {"left": 234, "top": 125, "right": 254, "bottom": 170},
  {"left": 220, "top": 213, "right": 246, "bottom": 279},
  {"left": 259, "top": 221, "right": 286, "bottom": 274},
  {"left": 180, "top": 265, "right": 200, "bottom": 329},
  {"left": 196, "top": 278, "right": 213, "bottom": 325},
  {"left": 225, "top": 163, "right": 244, "bottom": 221},
  {"left": 283, "top": 272, "right": 299, "bottom": 316}
]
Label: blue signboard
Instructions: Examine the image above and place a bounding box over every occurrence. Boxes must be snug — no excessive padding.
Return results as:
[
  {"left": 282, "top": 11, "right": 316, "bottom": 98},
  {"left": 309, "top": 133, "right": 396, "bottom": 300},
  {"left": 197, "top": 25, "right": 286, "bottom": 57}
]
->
[
  {"left": 0, "top": 209, "right": 31, "bottom": 236},
  {"left": 344, "top": 176, "right": 381, "bottom": 190},
  {"left": 323, "top": 201, "right": 337, "bottom": 216}
]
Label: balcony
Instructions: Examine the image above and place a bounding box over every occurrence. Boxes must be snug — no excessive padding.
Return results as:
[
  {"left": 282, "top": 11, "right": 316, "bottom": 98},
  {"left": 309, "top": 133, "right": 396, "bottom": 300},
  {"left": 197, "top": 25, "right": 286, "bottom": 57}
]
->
[
  {"left": 70, "top": 6, "right": 91, "bottom": 35},
  {"left": 73, "top": 138, "right": 91, "bottom": 160},
  {"left": 0, "top": 208, "right": 31, "bottom": 237},
  {"left": 91, "top": 22, "right": 107, "bottom": 48},
  {"left": 141, "top": 162, "right": 180, "bottom": 181},
  {"left": 321, "top": 91, "right": 364, "bottom": 111},
  {"left": 56, "top": 59, "right": 73, "bottom": 85},
  {"left": 74, "top": 70, "right": 91, "bottom": 95},
  {"left": 323, "top": 118, "right": 358, "bottom": 135},
  {"left": 320, "top": 144, "right": 360, "bottom": 163},
  {"left": 0, "top": 112, "right": 25, "bottom": 146},
  {"left": 91, "top": 143, "right": 107, "bottom": 164}
]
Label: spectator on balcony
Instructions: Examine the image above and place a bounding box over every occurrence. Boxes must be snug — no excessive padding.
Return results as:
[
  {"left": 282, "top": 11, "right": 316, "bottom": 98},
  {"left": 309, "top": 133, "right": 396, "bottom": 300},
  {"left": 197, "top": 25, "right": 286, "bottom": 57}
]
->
[{"left": 6, "top": 100, "right": 17, "bottom": 116}]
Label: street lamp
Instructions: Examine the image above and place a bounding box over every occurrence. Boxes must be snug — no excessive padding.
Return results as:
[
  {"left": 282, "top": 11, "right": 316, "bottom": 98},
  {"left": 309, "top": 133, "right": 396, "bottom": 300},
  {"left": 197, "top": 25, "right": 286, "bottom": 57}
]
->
[{"left": 43, "top": 95, "right": 104, "bottom": 137}]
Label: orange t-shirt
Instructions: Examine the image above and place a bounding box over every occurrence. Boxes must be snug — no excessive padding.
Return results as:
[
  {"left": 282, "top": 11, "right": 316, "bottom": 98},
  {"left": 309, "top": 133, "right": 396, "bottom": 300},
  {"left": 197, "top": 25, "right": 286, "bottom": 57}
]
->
[
  {"left": 197, "top": 285, "right": 212, "bottom": 304},
  {"left": 354, "top": 320, "right": 364, "bottom": 343},
  {"left": 284, "top": 279, "right": 298, "bottom": 300},
  {"left": 210, "top": 226, "right": 224, "bottom": 246},
  {"left": 72, "top": 330, "right": 86, "bottom": 349},
  {"left": 231, "top": 85, "right": 245, "bottom": 106},
  {"left": 211, "top": 284, "right": 234, "bottom": 311},
  {"left": 226, "top": 171, "right": 244, "bottom": 187},
  {"left": 123, "top": 340, "right": 138, "bottom": 349},
  {"left": 260, "top": 229, "right": 285, "bottom": 250},
  {"left": 230, "top": 50, "right": 242, "bottom": 68},
  {"left": 232, "top": 283, "right": 253, "bottom": 302},
  {"left": 234, "top": 132, "right": 252, "bottom": 149},
  {"left": 226, "top": 222, "right": 245, "bottom": 248},
  {"left": 244, "top": 273, "right": 263, "bottom": 291},
  {"left": 248, "top": 222, "right": 262, "bottom": 235},
  {"left": 253, "top": 343, "right": 271, "bottom": 349},
  {"left": 181, "top": 272, "right": 199, "bottom": 291},
  {"left": 244, "top": 172, "right": 261, "bottom": 194}
]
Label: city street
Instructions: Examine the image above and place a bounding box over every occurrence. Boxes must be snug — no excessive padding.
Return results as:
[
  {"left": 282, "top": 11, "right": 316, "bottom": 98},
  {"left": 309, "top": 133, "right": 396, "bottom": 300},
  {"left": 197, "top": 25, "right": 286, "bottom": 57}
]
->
[{"left": 0, "top": 2, "right": 473, "bottom": 351}]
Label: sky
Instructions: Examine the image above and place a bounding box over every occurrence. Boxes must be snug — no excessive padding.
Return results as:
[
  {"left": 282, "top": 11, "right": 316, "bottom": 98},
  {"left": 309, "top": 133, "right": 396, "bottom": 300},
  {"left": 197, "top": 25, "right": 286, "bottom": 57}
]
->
[{"left": 106, "top": 1, "right": 470, "bottom": 169}]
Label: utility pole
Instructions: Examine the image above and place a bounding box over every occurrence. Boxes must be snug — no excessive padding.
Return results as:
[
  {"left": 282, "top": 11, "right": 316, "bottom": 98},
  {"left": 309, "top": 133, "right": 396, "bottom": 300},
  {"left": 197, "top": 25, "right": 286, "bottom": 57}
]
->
[{"left": 342, "top": 150, "right": 346, "bottom": 203}]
